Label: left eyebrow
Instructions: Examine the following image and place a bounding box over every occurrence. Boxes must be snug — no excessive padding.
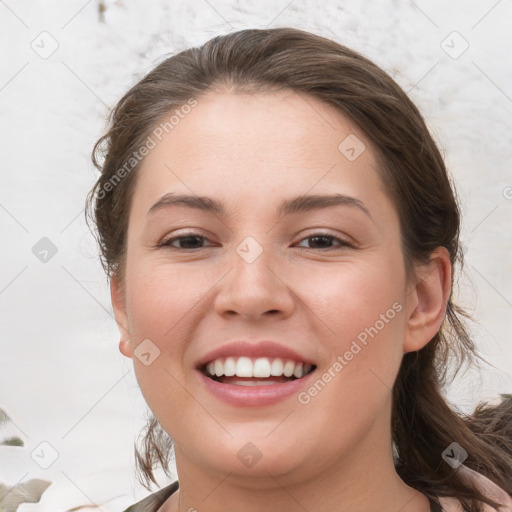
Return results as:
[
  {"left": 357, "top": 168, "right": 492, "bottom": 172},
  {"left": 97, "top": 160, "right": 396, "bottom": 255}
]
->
[{"left": 147, "top": 192, "right": 373, "bottom": 221}]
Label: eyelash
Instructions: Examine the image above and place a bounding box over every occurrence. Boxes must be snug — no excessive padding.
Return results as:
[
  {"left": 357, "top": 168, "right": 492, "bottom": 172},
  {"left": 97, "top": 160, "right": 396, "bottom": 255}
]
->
[{"left": 157, "top": 231, "right": 354, "bottom": 251}]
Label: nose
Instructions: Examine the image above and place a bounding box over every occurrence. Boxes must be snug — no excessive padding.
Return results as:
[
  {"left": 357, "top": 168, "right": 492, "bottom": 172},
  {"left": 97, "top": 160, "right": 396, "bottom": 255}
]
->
[{"left": 213, "top": 240, "right": 295, "bottom": 320}]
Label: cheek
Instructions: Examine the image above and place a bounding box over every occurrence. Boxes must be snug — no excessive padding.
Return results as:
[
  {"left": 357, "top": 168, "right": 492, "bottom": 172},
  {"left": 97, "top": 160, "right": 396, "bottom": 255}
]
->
[
  {"left": 126, "top": 259, "right": 207, "bottom": 337},
  {"left": 300, "top": 254, "right": 407, "bottom": 404},
  {"left": 122, "top": 261, "right": 207, "bottom": 400},
  {"left": 301, "top": 256, "right": 406, "bottom": 341}
]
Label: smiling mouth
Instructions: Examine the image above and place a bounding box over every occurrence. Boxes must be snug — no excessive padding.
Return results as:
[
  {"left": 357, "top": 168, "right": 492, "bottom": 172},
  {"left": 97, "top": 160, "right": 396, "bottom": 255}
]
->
[{"left": 200, "top": 356, "right": 316, "bottom": 385}]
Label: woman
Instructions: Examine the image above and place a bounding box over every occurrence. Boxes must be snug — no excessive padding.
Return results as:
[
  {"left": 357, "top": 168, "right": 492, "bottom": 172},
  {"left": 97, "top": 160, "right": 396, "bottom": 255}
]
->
[{"left": 85, "top": 27, "right": 512, "bottom": 512}]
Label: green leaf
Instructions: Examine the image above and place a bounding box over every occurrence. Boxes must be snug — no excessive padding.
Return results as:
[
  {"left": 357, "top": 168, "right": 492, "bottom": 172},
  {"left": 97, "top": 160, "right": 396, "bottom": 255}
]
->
[{"left": 1, "top": 436, "right": 24, "bottom": 447}]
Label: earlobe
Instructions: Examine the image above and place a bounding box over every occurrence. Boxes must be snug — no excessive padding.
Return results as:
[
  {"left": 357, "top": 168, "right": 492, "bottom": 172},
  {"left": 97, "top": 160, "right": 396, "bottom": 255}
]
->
[
  {"left": 110, "top": 274, "right": 133, "bottom": 359},
  {"left": 119, "top": 339, "right": 133, "bottom": 358},
  {"left": 403, "top": 247, "right": 452, "bottom": 353}
]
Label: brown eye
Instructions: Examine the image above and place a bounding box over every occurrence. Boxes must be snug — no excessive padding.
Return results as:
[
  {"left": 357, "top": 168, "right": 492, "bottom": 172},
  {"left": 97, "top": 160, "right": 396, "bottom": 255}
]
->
[
  {"left": 159, "top": 232, "right": 211, "bottom": 250},
  {"left": 295, "top": 233, "right": 352, "bottom": 250}
]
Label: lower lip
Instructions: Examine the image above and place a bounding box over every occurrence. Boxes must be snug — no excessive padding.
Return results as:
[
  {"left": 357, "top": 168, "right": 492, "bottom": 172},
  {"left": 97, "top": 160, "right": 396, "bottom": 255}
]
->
[{"left": 197, "top": 369, "right": 316, "bottom": 407}]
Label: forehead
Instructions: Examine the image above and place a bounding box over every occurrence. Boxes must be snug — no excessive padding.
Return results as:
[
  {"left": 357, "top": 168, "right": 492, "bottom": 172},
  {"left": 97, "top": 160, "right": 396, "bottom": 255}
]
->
[
  {"left": 145, "top": 89, "right": 370, "bottom": 167},
  {"left": 130, "top": 89, "right": 387, "bottom": 220}
]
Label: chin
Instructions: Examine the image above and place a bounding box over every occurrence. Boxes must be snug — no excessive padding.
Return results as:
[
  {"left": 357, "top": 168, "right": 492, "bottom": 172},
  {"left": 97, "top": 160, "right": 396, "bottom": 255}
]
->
[{"left": 186, "top": 428, "right": 314, "bottom": 480}]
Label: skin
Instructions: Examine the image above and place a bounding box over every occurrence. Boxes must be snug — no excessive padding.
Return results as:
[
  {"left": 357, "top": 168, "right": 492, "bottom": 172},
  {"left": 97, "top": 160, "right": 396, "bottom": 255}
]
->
[{"left": 111, "top": 89, "right": 451, "bottom": 512}]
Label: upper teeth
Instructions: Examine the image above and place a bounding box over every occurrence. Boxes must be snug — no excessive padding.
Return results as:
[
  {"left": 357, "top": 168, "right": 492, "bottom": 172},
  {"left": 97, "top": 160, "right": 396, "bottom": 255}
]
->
[{"left": 205, "top": 357, "right": 313, "bottom": 379}]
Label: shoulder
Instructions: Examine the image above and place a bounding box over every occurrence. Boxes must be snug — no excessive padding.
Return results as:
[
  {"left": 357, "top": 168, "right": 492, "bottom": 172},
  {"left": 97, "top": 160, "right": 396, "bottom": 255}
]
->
[
  {"left": 122, "top": 481, "right": 179, "bottom": 512},
  {"left": 438, "top": 466, "right": 512, "bottom": 512}
]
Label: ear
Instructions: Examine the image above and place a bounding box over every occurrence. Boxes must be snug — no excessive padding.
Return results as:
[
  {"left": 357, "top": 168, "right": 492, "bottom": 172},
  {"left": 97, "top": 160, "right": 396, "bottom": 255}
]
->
[
  {"left": 403, "top": 247, "right": 452, "bottom": 353},
  {"left": 110, "top": 273, "right": 133, "bottom": 359}
]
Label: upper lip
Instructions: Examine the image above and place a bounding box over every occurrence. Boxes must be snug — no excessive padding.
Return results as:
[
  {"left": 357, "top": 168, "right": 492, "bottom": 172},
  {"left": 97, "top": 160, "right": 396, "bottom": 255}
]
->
[{"left": 195, "top": 340, "right": 315, "bottom": 368}]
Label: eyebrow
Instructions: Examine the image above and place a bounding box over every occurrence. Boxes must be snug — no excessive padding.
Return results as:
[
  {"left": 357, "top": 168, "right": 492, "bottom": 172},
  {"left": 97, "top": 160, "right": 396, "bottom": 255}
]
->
[{"left": 147, "top": 192, "right": 373, "bottom": 220}]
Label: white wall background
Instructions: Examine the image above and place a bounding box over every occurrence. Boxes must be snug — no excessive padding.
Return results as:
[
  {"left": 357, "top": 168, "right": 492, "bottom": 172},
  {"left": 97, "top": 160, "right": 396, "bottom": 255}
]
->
[{"left": 1, "top": 0, "right": 511, "bottom": 510}]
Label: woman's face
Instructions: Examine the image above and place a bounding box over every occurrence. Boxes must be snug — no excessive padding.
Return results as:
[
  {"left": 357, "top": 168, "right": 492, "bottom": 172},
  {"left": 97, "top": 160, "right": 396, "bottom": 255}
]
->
[{"left": 112, "top": 89, "right": 419, "bottom": 485}]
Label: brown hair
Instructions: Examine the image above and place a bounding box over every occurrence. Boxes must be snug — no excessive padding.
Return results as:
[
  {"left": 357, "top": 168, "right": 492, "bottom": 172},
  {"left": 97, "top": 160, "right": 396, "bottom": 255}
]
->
[{"left": 85, "top": 27, "right": 512, "bottom": 510}]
